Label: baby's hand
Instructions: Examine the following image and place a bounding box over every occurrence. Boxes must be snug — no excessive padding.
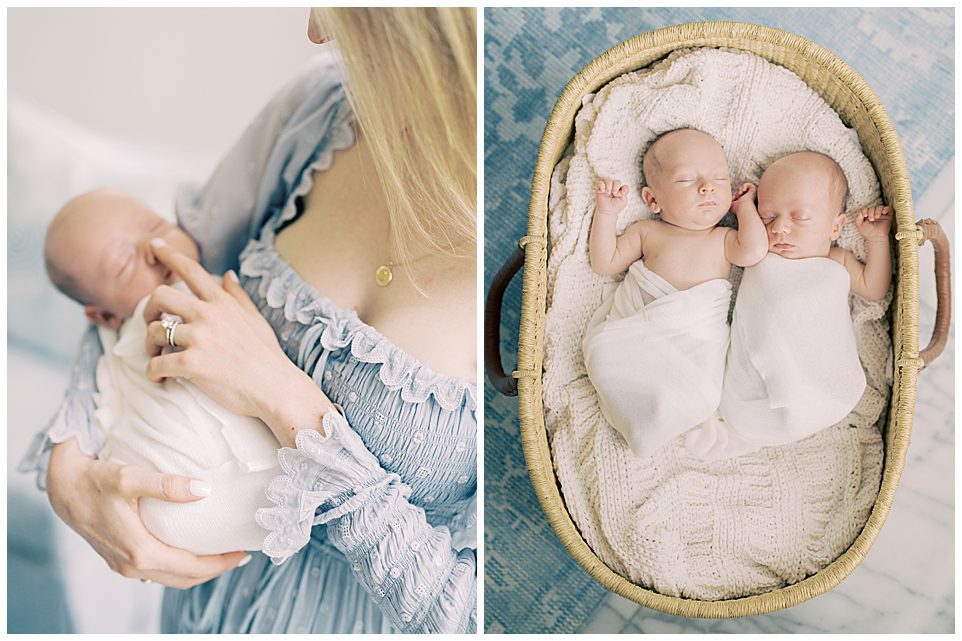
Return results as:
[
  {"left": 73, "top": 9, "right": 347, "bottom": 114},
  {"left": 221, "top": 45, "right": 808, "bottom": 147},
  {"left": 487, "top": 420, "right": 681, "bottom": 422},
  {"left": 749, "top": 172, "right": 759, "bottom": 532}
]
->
[
  {"left": 854, "top": 205, "right": 892, "bottom": 241},
  {"left": 594, "top": 179, "right": 629, "bottom": 217},
  {"left": 730, "top": 182, "right": 757, "bottom": 213}
]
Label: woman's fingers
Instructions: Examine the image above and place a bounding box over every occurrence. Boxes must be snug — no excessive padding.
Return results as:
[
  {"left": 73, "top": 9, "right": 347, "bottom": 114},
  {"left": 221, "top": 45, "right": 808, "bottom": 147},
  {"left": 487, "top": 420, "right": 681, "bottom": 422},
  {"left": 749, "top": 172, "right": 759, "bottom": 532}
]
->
[
  {"left": 145, "top": 319, "right": 194, "bottom": 357},
  {"left": 121, "top": 528, "right": 250, "bottom": 588},
  {"left": 222, "top": 270, "right": 261, "bottom": 317},
  {"left": 143, "top": 284, "right": 200, "bottom": 325},
  {"left": 146, "top": 350, "right": 190, "bottom": 383},
  {"left": 116, "top": 466, "right": 211, "bottom": 503},
  {"left": 150, "top": 238, "right": 222, "bottom": 302},
  {"left": 140, "top": 544, "right": 251, "bottom": 588}
]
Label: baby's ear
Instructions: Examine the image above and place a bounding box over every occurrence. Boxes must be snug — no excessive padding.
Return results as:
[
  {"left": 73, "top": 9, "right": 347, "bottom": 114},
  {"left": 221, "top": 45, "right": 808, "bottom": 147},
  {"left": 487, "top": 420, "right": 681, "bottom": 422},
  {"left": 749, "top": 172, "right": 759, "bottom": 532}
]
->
[
  {"left": 641, "top": 186, "right": 660, "bottom": 213},
  {"left": 84, "top": 305, "right": 123, "bottom": 330},
  {"left": 830, "top": 211, "right": 847, "bottom": 240}
]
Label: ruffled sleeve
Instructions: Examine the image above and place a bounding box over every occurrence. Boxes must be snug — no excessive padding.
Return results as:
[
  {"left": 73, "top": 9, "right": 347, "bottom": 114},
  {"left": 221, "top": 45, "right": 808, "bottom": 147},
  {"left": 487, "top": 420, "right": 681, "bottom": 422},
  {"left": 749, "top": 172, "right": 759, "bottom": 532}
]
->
[
  {"left": 18, "top": 324, "right": 104, "bottom": 490},
  {"left": 255, "top": 410, "right": 477, "bottom": 634},
  {"left": 175, "top": 49, "right": 350, "bottom": 276}
]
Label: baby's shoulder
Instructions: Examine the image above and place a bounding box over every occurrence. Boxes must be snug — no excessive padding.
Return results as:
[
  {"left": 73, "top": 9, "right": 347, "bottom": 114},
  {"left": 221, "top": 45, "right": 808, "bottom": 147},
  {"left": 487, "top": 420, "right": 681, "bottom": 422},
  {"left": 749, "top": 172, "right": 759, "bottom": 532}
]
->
[
  {"left": 625, "top": 217, "right": 657, "bottom": 238},
  {"left": 828, "top": 245, "right": 854, "bottom": 266}
]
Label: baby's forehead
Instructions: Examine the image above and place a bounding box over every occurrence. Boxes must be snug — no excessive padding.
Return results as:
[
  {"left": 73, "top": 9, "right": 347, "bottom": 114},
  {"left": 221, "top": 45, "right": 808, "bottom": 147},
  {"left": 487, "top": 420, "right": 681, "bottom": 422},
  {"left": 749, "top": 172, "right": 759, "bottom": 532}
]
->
[
  {"left": 763, "top": 152, "right": 840, "bottom": 181},
  {"left": 644, "top": 130, "right": 726, "bottom": 175}
]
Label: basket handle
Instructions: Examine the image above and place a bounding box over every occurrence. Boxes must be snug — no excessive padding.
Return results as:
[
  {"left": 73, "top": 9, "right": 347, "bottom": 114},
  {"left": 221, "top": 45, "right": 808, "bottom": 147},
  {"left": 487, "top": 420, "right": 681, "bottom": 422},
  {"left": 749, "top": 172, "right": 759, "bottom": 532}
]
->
[
  {"left": 915, "top": 218, "right": 951, "bottom": 370},
  {"left": 484, "top": 241, "right": 526, "bottom": 396}
]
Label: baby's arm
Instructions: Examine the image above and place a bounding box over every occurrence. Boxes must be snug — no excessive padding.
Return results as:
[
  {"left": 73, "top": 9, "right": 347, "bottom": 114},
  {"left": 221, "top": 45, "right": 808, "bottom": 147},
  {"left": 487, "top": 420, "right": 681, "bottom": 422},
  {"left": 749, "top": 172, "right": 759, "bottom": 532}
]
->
[
  {"left": 724, "top": 182, "right": 769, "bottom": 267},
  {"left": 588, "top": 180, "right": 645, "bottom": 276},
  {"left": 830, "top": 205, "right": 892, "bottom": 301}
]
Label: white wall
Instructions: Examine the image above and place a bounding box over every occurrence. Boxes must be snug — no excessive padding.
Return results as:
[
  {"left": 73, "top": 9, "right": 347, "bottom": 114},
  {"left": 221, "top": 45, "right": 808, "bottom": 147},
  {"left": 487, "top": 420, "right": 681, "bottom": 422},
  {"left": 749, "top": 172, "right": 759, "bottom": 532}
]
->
[{"left": 8, "top": 7, "right": 319, "bottom": 167}]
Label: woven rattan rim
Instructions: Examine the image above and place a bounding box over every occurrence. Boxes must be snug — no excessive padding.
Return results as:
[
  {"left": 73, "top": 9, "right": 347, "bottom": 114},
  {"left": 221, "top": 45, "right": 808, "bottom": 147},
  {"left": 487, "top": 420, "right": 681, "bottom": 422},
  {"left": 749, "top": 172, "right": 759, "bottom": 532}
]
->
[{"left": 516, "top": 21, "right": 920, "bottom": 618}]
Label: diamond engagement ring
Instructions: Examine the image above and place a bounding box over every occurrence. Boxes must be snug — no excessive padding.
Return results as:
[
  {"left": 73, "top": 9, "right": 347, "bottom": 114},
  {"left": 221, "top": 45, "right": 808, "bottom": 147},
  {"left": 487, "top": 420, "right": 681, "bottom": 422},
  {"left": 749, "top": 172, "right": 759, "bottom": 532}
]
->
[{"left": 162, "top": 316, "right": 181, "bottom": 348}]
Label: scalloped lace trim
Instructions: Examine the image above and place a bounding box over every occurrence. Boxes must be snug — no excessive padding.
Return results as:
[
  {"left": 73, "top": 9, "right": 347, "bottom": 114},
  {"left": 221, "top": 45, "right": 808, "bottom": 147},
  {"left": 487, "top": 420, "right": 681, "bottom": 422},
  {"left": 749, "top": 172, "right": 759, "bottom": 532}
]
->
[
  {"left": 255, "top": 410, "right": 400, "bottom": 563},
  {"left": 238, "top": 129, "right": 477, "bottom": 413},
  {"left": 263, "top": 100, "right": 358, "bottom": 241}
]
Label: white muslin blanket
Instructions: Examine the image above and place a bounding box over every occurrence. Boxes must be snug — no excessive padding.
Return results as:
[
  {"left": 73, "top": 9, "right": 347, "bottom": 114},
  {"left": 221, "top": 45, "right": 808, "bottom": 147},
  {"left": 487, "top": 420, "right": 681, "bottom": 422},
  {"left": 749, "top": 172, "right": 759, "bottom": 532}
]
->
[
  {"left": 544, "top": 47, "right": 891, "bottom": 600},
  {"left": 95, "top": 288, "right": 280, "bottom": 555},
  {"left": 583, "top": 260, "right": 732, "bottom": 459},
  {"left": 686, "top": 254, "right": 867, "bottom": 460}
]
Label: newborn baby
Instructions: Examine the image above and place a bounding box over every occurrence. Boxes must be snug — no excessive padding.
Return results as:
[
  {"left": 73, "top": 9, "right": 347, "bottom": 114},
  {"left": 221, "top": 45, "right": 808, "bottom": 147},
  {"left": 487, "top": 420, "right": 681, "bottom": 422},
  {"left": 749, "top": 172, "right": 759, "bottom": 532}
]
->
[
  {"left": 582, "top": 128, "right": 768, "bottom": 459},
  {"left": 687, "top": 151, "right": 890, "bottom": 460},
  {"left": 45, "top": 189, "right": 279, "bottom": 554}
]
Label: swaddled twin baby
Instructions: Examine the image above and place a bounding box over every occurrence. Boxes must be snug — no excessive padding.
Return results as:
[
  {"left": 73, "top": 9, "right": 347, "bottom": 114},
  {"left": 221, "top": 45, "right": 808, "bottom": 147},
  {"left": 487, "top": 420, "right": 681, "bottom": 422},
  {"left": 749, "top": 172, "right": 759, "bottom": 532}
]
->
[
  {"left": 584, "top": 129, "right": 891, "bottom": 460},
  {"left": 45, "top": 189, "right": 279, "bottom": 554}
]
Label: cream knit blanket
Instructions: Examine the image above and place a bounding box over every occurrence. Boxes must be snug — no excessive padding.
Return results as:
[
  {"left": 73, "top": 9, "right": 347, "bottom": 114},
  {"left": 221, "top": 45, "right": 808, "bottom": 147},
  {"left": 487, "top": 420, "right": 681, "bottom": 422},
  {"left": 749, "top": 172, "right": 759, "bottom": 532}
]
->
[{"left": 544, "top": 48, "right": 892, "bottom": 600}]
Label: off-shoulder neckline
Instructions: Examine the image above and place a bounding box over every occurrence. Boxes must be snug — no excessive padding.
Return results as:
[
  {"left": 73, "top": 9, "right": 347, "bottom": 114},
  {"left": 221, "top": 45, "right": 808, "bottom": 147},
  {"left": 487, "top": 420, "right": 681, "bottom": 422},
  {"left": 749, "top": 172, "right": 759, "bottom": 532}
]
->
[{"left": 243, "top": 102, "right": 477, "bottom": 413}]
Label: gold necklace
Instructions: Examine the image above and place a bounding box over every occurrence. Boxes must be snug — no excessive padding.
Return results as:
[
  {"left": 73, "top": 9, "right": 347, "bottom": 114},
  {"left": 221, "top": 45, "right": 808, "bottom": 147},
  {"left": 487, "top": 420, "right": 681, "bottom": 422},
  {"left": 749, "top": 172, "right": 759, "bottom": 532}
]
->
[
  {"left": 374, "top": 249, "right": 440, "bottom": 287},
  {"left": 374, "top": 262, "right": 395, "bottom": 287}
]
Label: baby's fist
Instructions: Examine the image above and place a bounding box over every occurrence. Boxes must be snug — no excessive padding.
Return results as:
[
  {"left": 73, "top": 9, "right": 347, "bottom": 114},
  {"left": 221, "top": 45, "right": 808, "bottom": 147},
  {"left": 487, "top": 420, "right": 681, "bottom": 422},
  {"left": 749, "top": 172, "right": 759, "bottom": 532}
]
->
[
  {"left": 730, "top": 182, "right": 757, "bottom": 213},
  {"left": 855, "top": 205, "right": 892, "bottom": 241},
  {"left": 595, "top": 179, "right": 629, "bottom": 217}
]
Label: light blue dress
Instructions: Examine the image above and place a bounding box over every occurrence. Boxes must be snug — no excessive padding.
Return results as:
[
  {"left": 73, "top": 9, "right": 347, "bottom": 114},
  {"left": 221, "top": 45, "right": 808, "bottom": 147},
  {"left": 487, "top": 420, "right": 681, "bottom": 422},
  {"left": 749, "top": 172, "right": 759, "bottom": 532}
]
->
[{"left": 24, "top": 51, "right": 477, "bottom": 634}]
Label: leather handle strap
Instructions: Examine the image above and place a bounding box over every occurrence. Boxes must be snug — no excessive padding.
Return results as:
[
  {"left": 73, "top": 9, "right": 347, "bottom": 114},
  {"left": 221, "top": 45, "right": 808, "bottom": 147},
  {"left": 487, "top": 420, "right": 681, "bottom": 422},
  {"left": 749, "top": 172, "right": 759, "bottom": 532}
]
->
[
  {"left": 915, "top": 218, "right": 951, "bottom": 370},
  {"left": 484, "top": 242, "right": 526, "bottom": 396}
]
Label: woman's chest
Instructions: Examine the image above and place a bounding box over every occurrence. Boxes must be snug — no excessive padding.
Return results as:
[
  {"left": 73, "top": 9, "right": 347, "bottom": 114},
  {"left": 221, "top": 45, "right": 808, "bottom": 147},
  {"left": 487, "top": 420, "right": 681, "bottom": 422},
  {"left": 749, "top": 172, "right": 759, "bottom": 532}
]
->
[{"left": 274, "top": 181, "right": 476, "bottom": 382}]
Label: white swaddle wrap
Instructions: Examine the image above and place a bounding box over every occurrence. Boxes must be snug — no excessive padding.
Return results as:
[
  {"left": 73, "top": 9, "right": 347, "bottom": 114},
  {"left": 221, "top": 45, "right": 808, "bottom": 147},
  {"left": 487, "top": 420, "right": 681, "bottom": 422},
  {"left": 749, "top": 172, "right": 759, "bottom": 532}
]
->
[
  {"left": 686, "top": 254, "right": 867, "bottom": 460},
  {"left": 95, "top": 286, "right": 280, "bottom": 554},
  {"left": 583, "top": 260, "right": 732, "bottom": 458}
]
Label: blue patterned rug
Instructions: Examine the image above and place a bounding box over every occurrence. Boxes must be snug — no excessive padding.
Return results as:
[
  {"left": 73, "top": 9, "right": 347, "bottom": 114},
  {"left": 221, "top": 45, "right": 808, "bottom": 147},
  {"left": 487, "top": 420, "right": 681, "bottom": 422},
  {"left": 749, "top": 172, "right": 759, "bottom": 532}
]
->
[{"left": 483, "top": 7, "right": 954, "bottom": 634}]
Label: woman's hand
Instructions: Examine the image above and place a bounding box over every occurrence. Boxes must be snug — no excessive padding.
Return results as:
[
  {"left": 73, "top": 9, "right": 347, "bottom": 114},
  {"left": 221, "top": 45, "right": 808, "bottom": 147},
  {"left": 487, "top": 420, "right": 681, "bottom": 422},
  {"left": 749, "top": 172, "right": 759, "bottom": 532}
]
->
[
  {"left": 143, "top": 239, "right": 334, "bottom": 446},
  {"left": 46, "top": 437, "right": 249, "bottom": 589}
]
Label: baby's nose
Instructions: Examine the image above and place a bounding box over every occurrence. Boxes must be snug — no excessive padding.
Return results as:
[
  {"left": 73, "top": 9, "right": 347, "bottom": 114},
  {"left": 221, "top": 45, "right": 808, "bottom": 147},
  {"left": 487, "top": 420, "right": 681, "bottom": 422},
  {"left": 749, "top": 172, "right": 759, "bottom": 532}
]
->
[
  {"left": 698, "top": 180, "right": 715, "bottom": 194},
  {"left": 771, "top": 219, "right": 791, "bottom": 234}
]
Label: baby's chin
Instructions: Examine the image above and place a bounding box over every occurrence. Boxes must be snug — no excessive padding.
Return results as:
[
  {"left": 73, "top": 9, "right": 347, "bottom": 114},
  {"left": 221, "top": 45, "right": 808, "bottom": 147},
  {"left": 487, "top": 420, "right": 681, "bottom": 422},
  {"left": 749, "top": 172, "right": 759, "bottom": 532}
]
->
[{"left": 662, "top": 206, "right": 729, "bottom": 230}]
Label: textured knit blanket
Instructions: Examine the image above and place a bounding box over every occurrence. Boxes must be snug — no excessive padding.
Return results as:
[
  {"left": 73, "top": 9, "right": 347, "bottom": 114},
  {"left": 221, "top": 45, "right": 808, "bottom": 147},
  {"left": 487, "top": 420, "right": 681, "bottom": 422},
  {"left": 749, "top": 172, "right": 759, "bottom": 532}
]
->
[{"left": 544, "top": 48, "right": 892, "bottom": 600}]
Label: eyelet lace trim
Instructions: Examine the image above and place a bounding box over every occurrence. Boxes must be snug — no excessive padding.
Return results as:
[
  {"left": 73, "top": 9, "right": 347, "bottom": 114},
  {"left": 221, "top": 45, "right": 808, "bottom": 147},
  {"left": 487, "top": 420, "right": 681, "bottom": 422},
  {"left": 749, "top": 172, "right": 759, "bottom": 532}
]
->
[{"left": 255, "top": 410, "right": 405, "bottom": 563}]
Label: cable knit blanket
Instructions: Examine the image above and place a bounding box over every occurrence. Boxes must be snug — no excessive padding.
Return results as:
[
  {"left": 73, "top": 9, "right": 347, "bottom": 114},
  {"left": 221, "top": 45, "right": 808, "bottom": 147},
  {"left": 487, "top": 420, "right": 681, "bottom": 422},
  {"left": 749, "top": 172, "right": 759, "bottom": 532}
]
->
[{"left": 543, "top": 48, "right": 892, "bottom": 600}]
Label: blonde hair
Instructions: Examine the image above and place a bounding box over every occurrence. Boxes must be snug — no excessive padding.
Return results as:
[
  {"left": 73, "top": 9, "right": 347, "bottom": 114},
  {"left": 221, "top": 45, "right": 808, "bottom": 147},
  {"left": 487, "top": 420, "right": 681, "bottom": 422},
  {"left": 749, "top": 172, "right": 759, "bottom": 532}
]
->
[{"left": 312, "top": 8, "right": 477, "bottom": 276}]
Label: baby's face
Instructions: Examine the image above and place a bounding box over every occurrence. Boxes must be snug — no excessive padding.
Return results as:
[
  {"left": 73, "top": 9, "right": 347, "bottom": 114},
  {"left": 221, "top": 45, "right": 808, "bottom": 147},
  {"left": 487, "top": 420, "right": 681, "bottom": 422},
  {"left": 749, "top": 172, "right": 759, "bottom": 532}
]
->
[
  {"left": 48, "top": 190, "right": 199, "bottom": 324},
  {"left": 757, "top": 153, "right": 846, "bottom": 259},
  {"left": 642, "top": 129, "right": 733, "bottom": 230}
]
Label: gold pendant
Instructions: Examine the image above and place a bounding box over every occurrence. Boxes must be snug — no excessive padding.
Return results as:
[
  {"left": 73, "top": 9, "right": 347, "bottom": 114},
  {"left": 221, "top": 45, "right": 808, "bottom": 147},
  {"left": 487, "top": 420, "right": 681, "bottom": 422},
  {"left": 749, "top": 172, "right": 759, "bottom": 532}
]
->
[{"left": 375, "top": 264, "right": 393, "bottom": 287}]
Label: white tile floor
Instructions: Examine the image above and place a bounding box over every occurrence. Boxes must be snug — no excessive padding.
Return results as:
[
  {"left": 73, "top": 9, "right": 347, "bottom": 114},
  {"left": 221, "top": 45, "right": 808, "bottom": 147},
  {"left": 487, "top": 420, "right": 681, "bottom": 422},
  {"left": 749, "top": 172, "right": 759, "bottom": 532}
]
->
[{"left": 579, "top": 158, "right": 956, "bottom": 634}]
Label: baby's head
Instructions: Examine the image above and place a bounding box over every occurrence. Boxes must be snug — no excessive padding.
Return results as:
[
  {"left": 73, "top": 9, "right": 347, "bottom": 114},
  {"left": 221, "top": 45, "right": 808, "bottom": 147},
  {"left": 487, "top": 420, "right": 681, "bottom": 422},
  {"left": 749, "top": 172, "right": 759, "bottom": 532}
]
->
[
  {"left": 44, "top": 189, "right": 199, "bottom": 329},
  {"left": 757, "top": 151, "right": 848, "bottom": 259},
  {"left": 640, "top": 128, "right": 733, "bottom": 230}
]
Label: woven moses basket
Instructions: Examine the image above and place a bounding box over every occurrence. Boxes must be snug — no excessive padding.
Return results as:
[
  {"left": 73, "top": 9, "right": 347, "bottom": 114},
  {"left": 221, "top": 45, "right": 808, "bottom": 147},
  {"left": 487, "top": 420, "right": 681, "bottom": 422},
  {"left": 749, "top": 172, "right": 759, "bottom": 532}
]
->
[{"left": 486, "top": 21, "right": 951, "bottom": 618}]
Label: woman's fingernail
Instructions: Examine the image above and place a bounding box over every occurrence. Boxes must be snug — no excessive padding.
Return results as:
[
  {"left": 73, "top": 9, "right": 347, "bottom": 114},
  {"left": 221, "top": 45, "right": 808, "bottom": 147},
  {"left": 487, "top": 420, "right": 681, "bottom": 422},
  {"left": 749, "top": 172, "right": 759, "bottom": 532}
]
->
[
  {"left": 150, "top": 237, "right": 167, "bottom": 248},
  {"left": 238, "top": 555, "right": 252, "bottom": 568},
  {"left": 189, "top": 480, "right": 212, "bottom": 497},
  {"left": 227, "top": 270, "right": 239, "bottom": 283}
]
